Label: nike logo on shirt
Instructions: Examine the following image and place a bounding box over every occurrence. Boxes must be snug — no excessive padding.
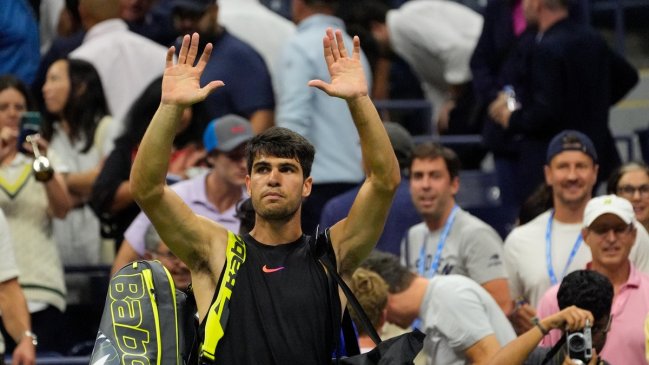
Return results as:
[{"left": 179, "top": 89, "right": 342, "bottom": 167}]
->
[{"left": 262, "top": 265, "right": 285, "bottom": 273}]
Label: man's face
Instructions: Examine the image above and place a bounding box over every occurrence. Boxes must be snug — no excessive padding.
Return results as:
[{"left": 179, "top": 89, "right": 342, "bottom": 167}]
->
[
  {"left": 409, "top": 157, "right": 459, "bottom": 220},
  {"left": 583, "top": 214, "right": 636, "bottom": 270},
  {"left": 246, "top": 154, "right": 311, "bottom": 222},
  {"left": 211, "top": 144, "right": 248, "bottom": 187},
  {"left": 153, "top": 242, "right": 191, "bottom": 290},
  {"left": 172, "top": 5, "right": 216, "bottom": 35},
  {"left": 385, "top": 292, "right": 415, "bottom": 329},
  {"left": 544, "top": 151, "right": 598, "bottom": 209},
  {"left": 120, "top": 0, "right": 155, "bottom": 22},
  {"left": 523, "top": 0, "right": 539, "bottom": 25}
]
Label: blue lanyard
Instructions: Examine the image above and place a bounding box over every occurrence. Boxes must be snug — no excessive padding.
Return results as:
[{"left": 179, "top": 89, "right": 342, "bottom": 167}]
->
[
  {"left": 418, "top": 205, "right": 459, "bottom": 278},
  {"left": 545, "top": 210, "right": 583, "bottom": 285}
]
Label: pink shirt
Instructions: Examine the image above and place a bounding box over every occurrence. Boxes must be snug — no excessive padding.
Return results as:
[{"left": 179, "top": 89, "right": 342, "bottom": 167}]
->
[
  {"left": 512, "top": 0, "right": 526, "bottom": 37},
  {"left": 537, "top": 263, "right": 649, "bottom": 365}
]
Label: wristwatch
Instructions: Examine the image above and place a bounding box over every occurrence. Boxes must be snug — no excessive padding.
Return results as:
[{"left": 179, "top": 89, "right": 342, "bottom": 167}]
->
[{"left": 22, "top": 330, "right": 38, "bottom": 346}]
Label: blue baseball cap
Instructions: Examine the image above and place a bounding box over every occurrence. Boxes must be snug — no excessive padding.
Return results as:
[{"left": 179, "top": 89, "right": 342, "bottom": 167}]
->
[
  {"left": 203, "top": 115, "right": 253, "bottom": 154},
  {"left": 546, "top": 130, "right": 598, "bottom": 164}
]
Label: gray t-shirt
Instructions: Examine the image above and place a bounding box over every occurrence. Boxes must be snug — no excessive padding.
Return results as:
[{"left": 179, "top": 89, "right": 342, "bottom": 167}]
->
[
  {"left": 401, "top": 208, "right": 507, "bottom": 284},
  {"left": 420, "top": 275, "right": 516, "bottom": 365}
]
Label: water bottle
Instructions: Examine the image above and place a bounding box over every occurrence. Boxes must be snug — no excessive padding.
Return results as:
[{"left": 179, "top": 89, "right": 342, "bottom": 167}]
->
[{"left": 503, "top": 85, "right": 519, "bottom": 111}]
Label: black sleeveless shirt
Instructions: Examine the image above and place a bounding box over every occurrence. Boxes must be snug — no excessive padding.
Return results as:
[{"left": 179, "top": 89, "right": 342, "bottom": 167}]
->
[{"left": 208, "top": 232, "right": 338, "bottom": 364}]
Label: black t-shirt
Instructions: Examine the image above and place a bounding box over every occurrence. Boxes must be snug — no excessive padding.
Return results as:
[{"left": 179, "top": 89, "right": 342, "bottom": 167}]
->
[{"left": 210, "top": 233, "right": 337, "bottom": 364}]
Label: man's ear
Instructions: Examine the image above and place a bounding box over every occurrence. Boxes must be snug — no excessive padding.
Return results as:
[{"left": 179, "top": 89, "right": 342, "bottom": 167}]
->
[{"left": 302, "top": 176, "right": 313, "bottom": 198}]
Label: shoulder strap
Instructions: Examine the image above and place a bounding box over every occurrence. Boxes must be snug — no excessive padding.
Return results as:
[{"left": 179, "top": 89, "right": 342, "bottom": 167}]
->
[
  {"left": 200, "top": 232, "right": 246, "bottom": 363},
  {"left": 316, "top": 229, "right": 382, "bottom": 346}
]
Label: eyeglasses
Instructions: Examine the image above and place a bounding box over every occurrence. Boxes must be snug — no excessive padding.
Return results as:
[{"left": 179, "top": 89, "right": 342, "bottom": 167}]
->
[
  {"left": 592, "top": 315, "right": 613, "bottom": 334},
  {"left": 154, "top": 250, "right": 179, "bottom": 261},
  {"left": 617, "top": 184, "right": 649, "bottom": 198},
  {"left": 588, "top": 224, "right": 633, "bottom": 236}
]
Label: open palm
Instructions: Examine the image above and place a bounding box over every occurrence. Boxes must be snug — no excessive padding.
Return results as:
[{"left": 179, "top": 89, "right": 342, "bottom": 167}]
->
[
  {"left": 161, "top": 33, "right": 224, "bottom": 107},
  {"left": 309, "top": 28, "right": 368, "bottom": 100}
]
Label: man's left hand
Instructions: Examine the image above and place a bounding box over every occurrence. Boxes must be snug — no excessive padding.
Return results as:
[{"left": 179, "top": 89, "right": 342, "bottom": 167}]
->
[
  {"left": 308, "top": 28, "right": 368, "bottom": 101},
  {"left": 11, "top": 336, "right": 35, "bottom": 365}
]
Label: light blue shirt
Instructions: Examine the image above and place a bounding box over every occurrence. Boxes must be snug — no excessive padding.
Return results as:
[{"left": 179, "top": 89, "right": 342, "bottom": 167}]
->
[{"left": 275, "top": 15, "right": 371, "bottom": 184}]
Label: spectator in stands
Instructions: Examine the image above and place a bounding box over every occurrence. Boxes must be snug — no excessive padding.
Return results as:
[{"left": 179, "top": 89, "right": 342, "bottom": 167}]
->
[
  {"left": 143, "top": 225, "right": 191, "bottom": 290},
  {"left": 348, "top": 268, "right": 389, "bottom": 353},
  {"left": 362, "top": 251, "right": 516, "bottom": 364},
  {"left": 504, "top": 130, "right": 649, "bottom": 335},
  {"left": 41, "top": 58, "right": 112, "bottom": 266},
  {"left": 319, "top": 121, "right": 419, "bottom": 255},
  {"left": 111, "top": 114, "right": 251, "bottom": 274},
  {"left": 0, "top": 75, "right": 72, "bottom": 353},
  {"left": 120, "top": 0, "right": 177, "bottom": 46},
  {"left": 275, "top": 0, "right": 372, "bottom": 233},
  {"left": 90, "top": 77, "right": 206, "bottom": 248},
  {"left": 537, "top": 194, "right": 649, "bottom": 365},
  {"left": 170, "top": 0, "right": 275, "bottom": 133},
  {"left": 401, "top": 142, "right": 512, "bottom": 313},
  {"left": 607, "top": 161, "right": 649, "bottom": 233},
  {"left": 345, "top": 0, "right": 486, "bottom": 168},
  {"left": 487, "top": 0, "right": 638, "bottom": 204},
  {"left": 70, "top": 0, "right": 168, "bottom": 152},
  {"left": 488, "top": 270, "right": 613, "bottom": 365},
  {"left": 218, "top": 0, "right": 296, "bottom": 81},
  {"left": 0, "top": 209, "right": 36, "bottom": 365},
  {"left": 0, "top": 1, "right": 39, "bottom": 85}
]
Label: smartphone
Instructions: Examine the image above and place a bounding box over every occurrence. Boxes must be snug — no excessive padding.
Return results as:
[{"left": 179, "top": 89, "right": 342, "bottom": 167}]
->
[{"left": 17, "top": 111, "right": 42, "bottom": 154}]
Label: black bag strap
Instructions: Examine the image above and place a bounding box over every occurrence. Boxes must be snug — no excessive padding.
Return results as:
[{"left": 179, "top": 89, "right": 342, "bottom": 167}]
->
[{"left": 316, "top": 229, "right": 382, "bottom": 346}]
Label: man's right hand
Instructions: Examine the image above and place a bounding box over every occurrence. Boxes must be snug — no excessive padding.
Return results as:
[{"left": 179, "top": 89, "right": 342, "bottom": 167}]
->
[
  {"left": 160, "top": 33, "right": 224, "bottom": 108},
  {"left": 509, "top": 303, "right": 537, "bottom": 334},
  {"left": 542, "top": 305, "right": 593, "bottom": 332}
]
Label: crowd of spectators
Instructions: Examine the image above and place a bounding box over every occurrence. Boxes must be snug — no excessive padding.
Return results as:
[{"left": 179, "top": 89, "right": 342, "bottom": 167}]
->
[{"left": 1, "top": 0, "right": 649, "bottom": 364}]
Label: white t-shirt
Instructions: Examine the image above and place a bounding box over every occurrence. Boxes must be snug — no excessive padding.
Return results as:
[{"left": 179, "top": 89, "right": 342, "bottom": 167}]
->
[
  {"left": 386, "top": 0, "right": 483, "bottom": 117},
  {"left": 401, "top": 208, "right": 507, "bottom": 285},
  {"left": 504, "top": 209, "right": 649, "bottom": 307},
  {"left": 420, "top": 275, "right": 516, "bottom": 365}
]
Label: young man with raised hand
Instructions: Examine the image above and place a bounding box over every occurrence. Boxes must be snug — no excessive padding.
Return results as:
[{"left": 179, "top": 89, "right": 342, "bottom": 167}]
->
[{"left": 130, "top": 29, "right": 400, "bottom": 364}]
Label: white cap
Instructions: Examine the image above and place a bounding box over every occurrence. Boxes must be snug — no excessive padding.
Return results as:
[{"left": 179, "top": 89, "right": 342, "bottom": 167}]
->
[{"left": 583, "top": 194, "right": 635, "bottom": 227}]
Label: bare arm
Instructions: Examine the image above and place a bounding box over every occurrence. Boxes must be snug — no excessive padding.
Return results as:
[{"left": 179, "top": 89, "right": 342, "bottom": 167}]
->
[
  {"left": 487, "top": 306, "right": 594, "bottom": 365},
  {"left": 111, "top": 239, "right": 141, "bottom": 275},
  {"left": 130, "top": 33, "right": 225, "bottom": 274},
  {"left": 64, "top": 166, "right": 100, "bottom": 197},
  {"left": 44, "top": 172, "right": 72, "bottom": 218},
  {"left": 482, "top": 278, "right": 513, "bottom": 314},
  {"left": 0, "top": 278, "right": 35, "bottom": 365},
  {"left": 309, "top": 29, "right": 400, "bottom": 276},
  {"left": 465, "top": 334, "right": 501, "bottom": 365},
  {"left": 249, "top": 109, "right": 274, "bottom": 134}
]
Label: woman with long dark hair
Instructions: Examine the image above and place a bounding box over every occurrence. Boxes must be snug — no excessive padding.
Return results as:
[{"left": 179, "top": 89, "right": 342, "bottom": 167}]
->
[
  {"left": 42, "top": 58, "right": 111, "bottom": 265},
  {"left": 0, "top": 74, "right": 72, "bottom": 353}
]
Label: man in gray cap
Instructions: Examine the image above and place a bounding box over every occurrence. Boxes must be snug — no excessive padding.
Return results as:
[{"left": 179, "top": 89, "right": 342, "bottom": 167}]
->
[{"left": 111, "top": 114, "right": 251, "bottom": 273}]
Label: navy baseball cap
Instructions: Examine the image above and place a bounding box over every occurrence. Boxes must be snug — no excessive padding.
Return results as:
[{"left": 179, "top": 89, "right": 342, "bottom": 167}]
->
[
  {"left": 203, "top": 115, "right": 253, "bottom": 154},
  {"left": 546, "top": 130, "right": 598, "bottom": 164},
  {"left": 171, "top": 0, "right": 213, "bottom": 13}
]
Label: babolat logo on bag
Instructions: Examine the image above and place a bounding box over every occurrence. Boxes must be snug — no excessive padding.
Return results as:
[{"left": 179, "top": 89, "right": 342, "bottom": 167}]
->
[{"left": 90, "top": 260, "right": 195, "bottom": 365}]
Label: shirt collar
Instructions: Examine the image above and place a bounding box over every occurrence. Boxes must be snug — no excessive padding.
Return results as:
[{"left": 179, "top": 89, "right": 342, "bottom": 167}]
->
[
  {"left": 297, "top": 14, "right": 344, "bottom": 32},
  {"left": 83, "top": 19, "right": 129, "bottom": 43}
]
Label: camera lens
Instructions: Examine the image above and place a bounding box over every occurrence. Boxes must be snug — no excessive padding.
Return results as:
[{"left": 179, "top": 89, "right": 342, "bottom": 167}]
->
[{"left": 569, "top": 335, "right": 585, "bottom": 352}]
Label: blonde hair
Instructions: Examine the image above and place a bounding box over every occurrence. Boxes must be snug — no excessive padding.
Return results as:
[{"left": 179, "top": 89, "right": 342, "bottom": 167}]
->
[{"left": 347, "top": 268, "right": 388, "bottom": 334}]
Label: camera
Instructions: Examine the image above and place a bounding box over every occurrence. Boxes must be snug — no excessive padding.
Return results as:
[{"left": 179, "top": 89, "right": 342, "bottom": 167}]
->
[{"left": 567, "top": 320, "right": 592, "bottom": 364}]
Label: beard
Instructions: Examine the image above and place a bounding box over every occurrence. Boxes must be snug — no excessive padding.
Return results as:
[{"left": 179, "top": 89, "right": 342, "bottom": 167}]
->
[{"left": 256, "top": 200, "right": 301, "bottom": 222}]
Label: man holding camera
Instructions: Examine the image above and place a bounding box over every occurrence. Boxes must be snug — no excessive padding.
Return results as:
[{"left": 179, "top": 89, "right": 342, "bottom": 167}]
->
[
  {"left": 488, "top": 270, "right": 613, "bottom": 365},
  {"left": 536, "top": 195, "right": 649, "bottom": 365}
]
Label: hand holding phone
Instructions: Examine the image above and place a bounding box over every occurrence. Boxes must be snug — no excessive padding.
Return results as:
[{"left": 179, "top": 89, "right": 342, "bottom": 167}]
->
[{"left": 18, "top": 111, "right": 42, "bottom": 154}]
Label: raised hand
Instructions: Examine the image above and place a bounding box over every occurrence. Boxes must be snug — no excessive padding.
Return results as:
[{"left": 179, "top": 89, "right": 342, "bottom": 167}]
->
[
  {"left": 161, "top": 33, "right": 224, "bottom": 107},
  {"left": 308, "top": 28, "right": 368, "bottom": 101},
  {"left": 544, "top": 305, "right": 593, "bottom": 332}
]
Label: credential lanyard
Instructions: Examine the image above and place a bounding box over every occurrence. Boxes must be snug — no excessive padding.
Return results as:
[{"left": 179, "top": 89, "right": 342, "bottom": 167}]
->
[
  {"left": 418, "top": 205, "right": 459, "bottom": 278},
  {"left": 545, "top": 210, "right": 582, "bottom": 286}
]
